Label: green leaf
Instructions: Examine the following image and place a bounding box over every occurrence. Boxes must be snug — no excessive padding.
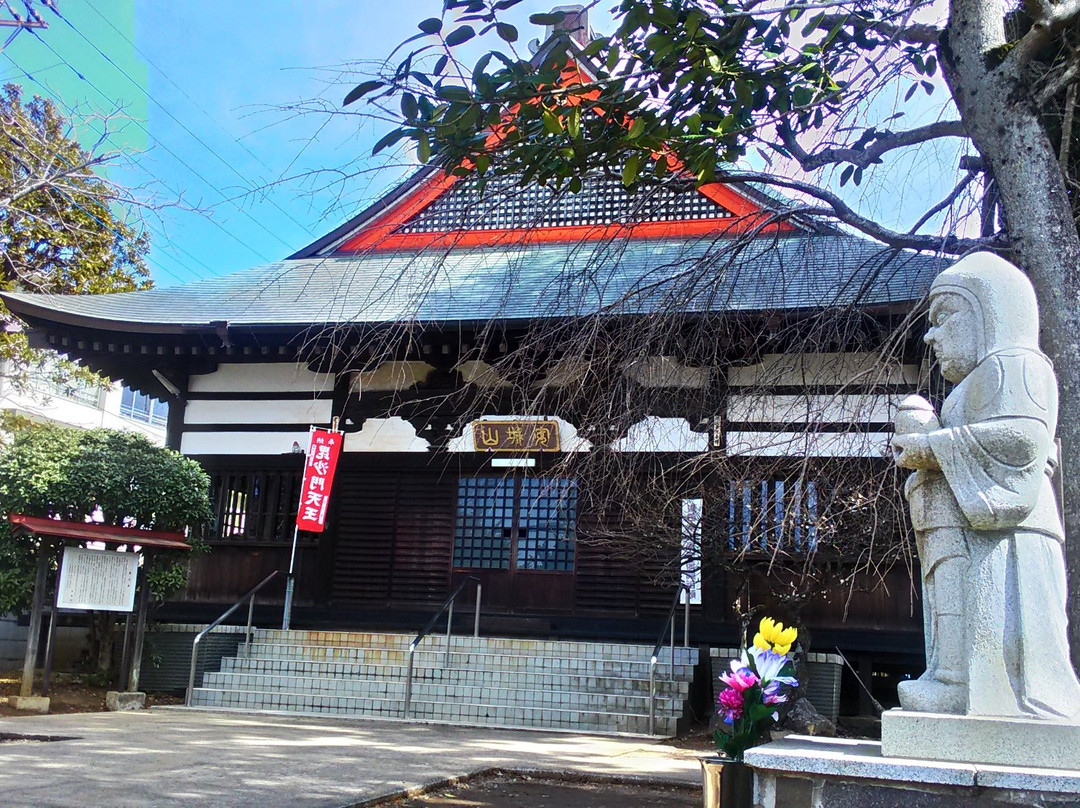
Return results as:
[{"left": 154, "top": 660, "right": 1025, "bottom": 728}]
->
[
  {"left": 496, "top": 23, "right": 518, "bottom": 43},
  {"left": 567, "top": 106, "right": 581, "bottom": 139},
  {"left": 437, "top": 85, "right": 473, "bottom": 102},
  {"left": 417, "top": 134, "right": 431, "bottom": 164},
  {"left": 434, "top": 55, "right": 448, "bottom": 76},
  {"left": 418, "top": 17, "right": 443, "bottom": 34},
  {"left": 628, "top": 118, "right": 646, "bottom": 139},
  {"left": 343, "top": 80, "right": 383, "bottom": 107},
  {"left": 904, "top": 83, "right": 918, "bottom": 102},
  {"left": 622, "top": 153, "right": 641, "bottom": 186},
  {"left": 372, "top": 128, "right": 407, "bottom": 155},
  {"left": 529, "top": 11, "right": 566, "bottom": 26},
  {"left": 401, "top": 93, "right": 419, "bottom": 121},
  {"left": 542, "top": 110, "right": 563, "bottom": 135},
  {"left": 606, "top": 44, "right": 621, "bottom": 72},
  {"left": 445, "top": 25, "right": 476, "bottom": 47},
  {"left": 840, "top": 164, "right": 854, "bottom": 186}
]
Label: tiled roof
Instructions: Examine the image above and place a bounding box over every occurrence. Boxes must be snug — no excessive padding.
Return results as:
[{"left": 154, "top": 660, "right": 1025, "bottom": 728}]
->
[{"left": 2, "top": 235, "right": 942, "bottom": 333}]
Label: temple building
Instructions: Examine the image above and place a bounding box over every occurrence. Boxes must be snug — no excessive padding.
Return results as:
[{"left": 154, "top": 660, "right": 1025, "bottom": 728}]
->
[{"left": 1, "top": 16, "right": 943, "bottom": 725}]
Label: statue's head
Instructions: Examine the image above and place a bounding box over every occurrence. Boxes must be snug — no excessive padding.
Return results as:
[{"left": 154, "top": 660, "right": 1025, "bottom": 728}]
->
[{"left": 926, "top": 253, "right": 1040, "bottom": 383}]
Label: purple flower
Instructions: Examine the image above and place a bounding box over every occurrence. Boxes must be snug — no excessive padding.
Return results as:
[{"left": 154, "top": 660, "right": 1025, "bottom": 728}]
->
[
  {"left": 762, "top": 680, "right": 790, "bottom": 705},
  {"left": 717, "top": 687, "right": 744, "bottom": 722},
  {"left": 720, "top": 660, "right": 760, "bottom": 692},
  {"left": 748, "top": 647, "right": 798, "bottom": 688}
]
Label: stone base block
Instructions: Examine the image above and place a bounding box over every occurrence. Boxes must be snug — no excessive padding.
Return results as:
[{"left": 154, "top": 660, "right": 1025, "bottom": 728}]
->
[
  {"left": 7, "top": 695, "right": 49, "bottom": 713},
  {"left": 744, "top": 735, "right": 1080, "bottom": 808},
  {"left": 105, "top": 691, "right": 145, "bottom": 712},
  {"left": 881, "top": 709, "right": 1080, "bottom": 770}
]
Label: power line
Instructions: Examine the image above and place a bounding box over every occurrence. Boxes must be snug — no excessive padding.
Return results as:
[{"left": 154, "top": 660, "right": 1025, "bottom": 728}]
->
[
  {"left": 1, "top": 50, "right": 212, "bottom": 285},
  {"left": 24, "top": 26, "right": 278, "bottom": 263},
  {"left": 52, "top": 5, "right": 315, "bottom": 241},
  {"left": 82, "top": 0, "right": 315, "bottom": 237}
]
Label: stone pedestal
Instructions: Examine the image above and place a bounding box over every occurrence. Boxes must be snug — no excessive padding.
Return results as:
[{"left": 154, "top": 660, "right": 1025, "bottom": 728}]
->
[
  {"left": 105, "top": 691, "right": 145, "bottom": 712},
  {"left": 881, "top": 709, "right": 1080, "bottom": 770},
  {"left": 743, "top": 735, "right": 1080, "bottom": 807},
  {"left": 7, "top": 695, "right": 49, "bottom": 714}
]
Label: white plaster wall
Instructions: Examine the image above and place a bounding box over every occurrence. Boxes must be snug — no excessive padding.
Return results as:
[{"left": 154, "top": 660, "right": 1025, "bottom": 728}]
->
[
  {"left": 184, "top": 398, "right": 332, "bottom": 425},
  {"left": 725, "top": 430, "right": 890, "bottom": 458},
  {"left": 727, "top": 393, "right": 903, "bottom": 425},
  {"left": 188, "top": 363, "right": 334, "bottom": 394},
  {"left": 447, "top": 415, "right": 592, "bottom": 452},
  {"left": 343, "top": 417, "right": 430, "bottom": 452},
  {"left": 180, "top": 431, "right": 312, "bottom": 456},
  {"left": 611, "top": 417, "right": 708, "bottom": 452},
  {"left": 350, "top": 361, "right": 435, "bottom": 393},
  {"left": 622, "top": 356, "right": 709, "bottom": 388},
  {"left": 728, "top": 352, "right": 919, "bottom": 387}
]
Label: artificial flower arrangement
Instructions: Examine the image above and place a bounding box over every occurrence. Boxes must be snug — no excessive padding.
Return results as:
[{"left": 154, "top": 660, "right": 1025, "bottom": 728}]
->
[{"left": 714, "top": 617, "right": 800, "bottom": 761}]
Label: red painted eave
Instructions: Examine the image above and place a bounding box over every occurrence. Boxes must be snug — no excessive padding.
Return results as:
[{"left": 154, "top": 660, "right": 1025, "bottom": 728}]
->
[{"left": 8, "top": 513, "right": 191, "bottom": 551}]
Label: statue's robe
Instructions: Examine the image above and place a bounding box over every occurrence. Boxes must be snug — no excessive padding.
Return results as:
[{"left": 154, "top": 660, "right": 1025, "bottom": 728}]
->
[{"left": 927, "top": 348, "right": 1080, "bottom": 718}]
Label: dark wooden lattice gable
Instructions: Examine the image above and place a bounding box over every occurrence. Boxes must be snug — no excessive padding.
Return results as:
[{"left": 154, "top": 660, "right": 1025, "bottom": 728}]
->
[
  {"left": 395, "top": 174, "right": 735, "bottom": 234},
  {"left": 331, "top": 167, "right": 794, "bottom": 254}
]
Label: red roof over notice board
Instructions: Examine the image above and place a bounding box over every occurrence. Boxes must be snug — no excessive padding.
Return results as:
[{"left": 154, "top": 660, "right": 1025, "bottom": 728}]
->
[{"left": 8, "top": 514, "right": 191, "bottom": 552}]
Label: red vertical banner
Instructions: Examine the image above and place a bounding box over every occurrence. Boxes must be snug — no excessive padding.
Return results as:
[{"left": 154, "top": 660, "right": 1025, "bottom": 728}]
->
[{"left": 295, "top": 429, "right": 343, "bottom": 533}]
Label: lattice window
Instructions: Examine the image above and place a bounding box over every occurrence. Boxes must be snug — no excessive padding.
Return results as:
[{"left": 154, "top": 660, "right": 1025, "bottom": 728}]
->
[
  {"left": 728, "top": 478, "right": 820, "bottom": 552},
  {"left": 210, "top": 469, "right": 304, "bottom": 543},
  {"left": 516, "top": 477, "right": 577, "bottom": 571},
  {"left": 453, "top": 476, "right": 577, "bottom": 571},
  {"left": 453, "top": 477, "right": 513, "bottom": 569},
  {"left": 396, "top": 173, "right": 734, "bottom": 233}
]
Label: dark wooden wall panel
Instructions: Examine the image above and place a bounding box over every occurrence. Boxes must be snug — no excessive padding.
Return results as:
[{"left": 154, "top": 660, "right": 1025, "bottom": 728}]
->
[{"left": 331, "top": 467, "right": 455, "bottom": 607}]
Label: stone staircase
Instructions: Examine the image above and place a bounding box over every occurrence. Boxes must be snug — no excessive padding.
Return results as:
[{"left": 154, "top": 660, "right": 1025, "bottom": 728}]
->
[{"left": 187, "top": 629, "right": 698, "bottom": 736}]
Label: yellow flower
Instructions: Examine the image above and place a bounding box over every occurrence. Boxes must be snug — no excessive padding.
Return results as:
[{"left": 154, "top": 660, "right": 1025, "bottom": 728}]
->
[{"left": 752, "top": 617, "right": 798, "bottom": 656}]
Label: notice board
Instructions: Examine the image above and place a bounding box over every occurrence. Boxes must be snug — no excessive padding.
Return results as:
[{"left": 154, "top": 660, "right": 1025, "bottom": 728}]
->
[{"left": 56, "top": 546, "right": 139, "bottom": 612}]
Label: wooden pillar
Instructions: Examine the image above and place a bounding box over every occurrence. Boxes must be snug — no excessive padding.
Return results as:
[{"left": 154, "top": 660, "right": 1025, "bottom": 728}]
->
[
  {"left": 20, "top": 548, "right": 49, "bottom": 697},
  {"left": 127, "top": 563, "right": 151, "bottom": 692}
]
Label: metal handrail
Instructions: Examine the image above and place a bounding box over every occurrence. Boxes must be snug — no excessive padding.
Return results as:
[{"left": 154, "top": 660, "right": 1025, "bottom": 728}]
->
[
  {"left": 648, "top": 583, "right": 691, "bottom": 735},
  {"left": 403, "top": 576, "right": 482, "bottom": 717},
  {"left": 185, "top": 570, "right": 281, "bottom": 705}
]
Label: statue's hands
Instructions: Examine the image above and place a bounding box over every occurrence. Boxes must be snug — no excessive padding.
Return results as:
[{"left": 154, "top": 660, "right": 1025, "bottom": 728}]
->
[{"left": 892, "top": 433, "right": 941, "bottom": 470}]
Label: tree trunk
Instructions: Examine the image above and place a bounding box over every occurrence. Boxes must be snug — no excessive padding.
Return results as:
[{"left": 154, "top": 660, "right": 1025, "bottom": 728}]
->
[{"left": 942, "top": 0, "right": 1080, "bottom": 669}]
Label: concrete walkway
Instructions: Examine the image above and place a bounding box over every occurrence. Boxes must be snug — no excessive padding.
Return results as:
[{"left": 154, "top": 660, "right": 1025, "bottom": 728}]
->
[{"left": 0, "top": 708, "right": 704, "bottom": 807}]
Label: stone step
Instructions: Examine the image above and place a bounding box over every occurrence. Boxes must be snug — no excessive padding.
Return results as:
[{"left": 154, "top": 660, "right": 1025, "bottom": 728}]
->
[
  {"left": 251, "top": 630, "right": 696, "bottom": 664},
  {"left": 198, "top": 671, "right": 684, "bottom": 712},
  {"left": 238, "top": 643, "right": 695, "bottom": 676},
  {"left": 188, "top": 687, "right": 676, "bottom": 735},
  {"left": 219, "top": 657, "right": 688, "bottom": 696}
]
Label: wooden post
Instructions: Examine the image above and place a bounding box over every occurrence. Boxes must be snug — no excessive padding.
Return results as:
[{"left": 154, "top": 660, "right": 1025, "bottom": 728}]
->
[
  {"left": 118, "top": 612, "right": 134, "bottom": 690},
  {"left": 20, "top": 549, "right": 49, "bottom": 697},
  {"left": 127, "top": 563, "right": 151, "bottom": 692},
  {"left": 41, "top": 576, "right": 62, "bottom": 696}
]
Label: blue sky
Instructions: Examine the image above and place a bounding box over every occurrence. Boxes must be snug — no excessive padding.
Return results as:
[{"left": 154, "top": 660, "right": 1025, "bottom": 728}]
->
[
  {"left": 1, "top": 1, "right": 577, "bottom": 287},
  {"left": 1, "top": 2, "right": 957, "bottom": 288}
]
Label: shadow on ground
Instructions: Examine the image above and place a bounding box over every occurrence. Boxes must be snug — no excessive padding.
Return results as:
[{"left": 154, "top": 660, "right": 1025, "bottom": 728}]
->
[{"left": 386, "top": 773, "right": 699, "bottom": 807}]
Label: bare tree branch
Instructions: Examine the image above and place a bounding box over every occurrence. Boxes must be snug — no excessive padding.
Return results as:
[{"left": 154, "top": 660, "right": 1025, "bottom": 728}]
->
[
  {"left": 717, "top": 171, "right": 1001, "bottom": 253},
  {"left": 908, "top": 171, "right": 980, "bottom": 234},
  {"left": 1037, "top": 49, "right": 1080, "bottom": 105},
  {"left": 1009, "top": 0, "right": 1080, "bottom": 68},
  {"left": 779, "top": 120, "right": 968, "bottom": 170},
  {"left": 817, "top": 13, "right": 943, "bottom": 46}
]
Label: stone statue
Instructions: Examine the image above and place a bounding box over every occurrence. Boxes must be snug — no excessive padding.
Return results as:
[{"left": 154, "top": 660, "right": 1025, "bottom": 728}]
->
[{"left": 892, "top": 252, "right": 1080, "bottom": 719}]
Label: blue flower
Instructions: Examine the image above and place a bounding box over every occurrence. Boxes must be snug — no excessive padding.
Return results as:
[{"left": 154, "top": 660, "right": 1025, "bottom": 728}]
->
[{"left": 748, "top": 646, "right": 798, "bottom": 687}]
